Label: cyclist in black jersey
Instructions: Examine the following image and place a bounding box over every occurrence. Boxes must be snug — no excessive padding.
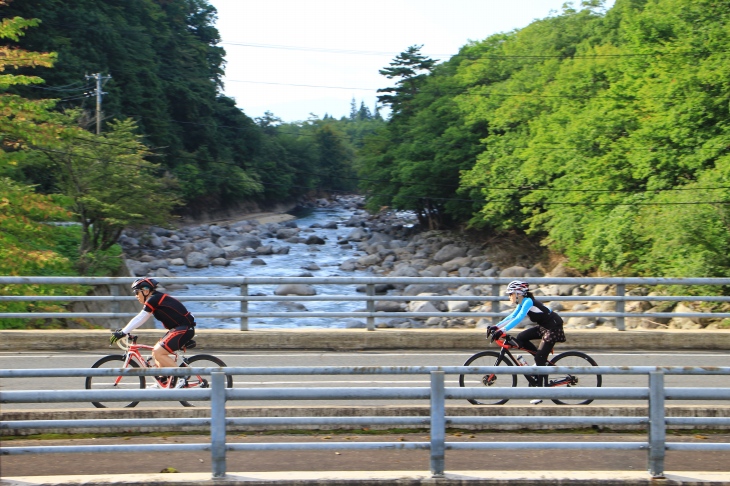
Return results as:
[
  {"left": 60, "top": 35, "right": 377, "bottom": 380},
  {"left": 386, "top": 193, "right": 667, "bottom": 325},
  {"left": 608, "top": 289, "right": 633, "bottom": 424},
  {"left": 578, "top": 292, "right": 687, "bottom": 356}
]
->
[{"left": 110, "top": 278, "right": 196, "bottom": 381}]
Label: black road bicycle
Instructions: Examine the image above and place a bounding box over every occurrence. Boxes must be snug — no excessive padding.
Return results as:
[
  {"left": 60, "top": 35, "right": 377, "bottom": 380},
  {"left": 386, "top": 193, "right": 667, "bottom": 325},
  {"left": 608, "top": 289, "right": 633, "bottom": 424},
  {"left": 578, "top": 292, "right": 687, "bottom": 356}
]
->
[{"left": 458, "top": 331, "right": 602, "bottom": 405}]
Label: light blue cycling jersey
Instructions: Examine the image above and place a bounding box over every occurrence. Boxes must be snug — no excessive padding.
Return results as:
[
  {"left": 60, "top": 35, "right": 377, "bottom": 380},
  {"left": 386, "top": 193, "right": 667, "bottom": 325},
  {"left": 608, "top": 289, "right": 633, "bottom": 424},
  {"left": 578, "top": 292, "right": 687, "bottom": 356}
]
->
[{"left": 496, "top": 296, "right": 543, "bottom": 332}]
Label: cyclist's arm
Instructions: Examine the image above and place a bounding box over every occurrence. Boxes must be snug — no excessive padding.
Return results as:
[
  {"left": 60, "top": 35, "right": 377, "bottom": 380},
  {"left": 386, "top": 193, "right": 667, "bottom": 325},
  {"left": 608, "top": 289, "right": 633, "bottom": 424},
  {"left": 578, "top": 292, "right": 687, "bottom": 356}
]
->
[
  {"left": 496, "top": 297, "right": 533, "bottom": 333},
  {"left": 121, "top": 309, "right": 152, "bottom": 334}
]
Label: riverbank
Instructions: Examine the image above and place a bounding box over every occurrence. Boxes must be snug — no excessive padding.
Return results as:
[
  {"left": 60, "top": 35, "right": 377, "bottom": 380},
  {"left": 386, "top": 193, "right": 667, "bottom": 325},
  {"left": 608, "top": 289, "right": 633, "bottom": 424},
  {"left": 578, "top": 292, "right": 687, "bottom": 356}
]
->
[{"left": 114, "top": 195, "right": 729, "bottom": 333}]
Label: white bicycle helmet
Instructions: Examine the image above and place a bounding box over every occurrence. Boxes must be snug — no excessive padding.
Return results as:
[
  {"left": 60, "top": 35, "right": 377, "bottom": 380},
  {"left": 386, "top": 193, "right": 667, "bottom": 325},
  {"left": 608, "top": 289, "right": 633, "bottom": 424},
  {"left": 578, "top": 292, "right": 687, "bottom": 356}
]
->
[{"left": 505, "top": 280, "right": 529, "bottom": 296}]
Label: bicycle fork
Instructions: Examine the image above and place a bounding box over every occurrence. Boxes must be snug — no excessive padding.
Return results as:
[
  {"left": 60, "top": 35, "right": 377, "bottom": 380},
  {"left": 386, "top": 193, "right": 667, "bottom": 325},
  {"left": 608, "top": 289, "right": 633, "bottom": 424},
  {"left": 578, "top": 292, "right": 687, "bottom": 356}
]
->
[
  {"left": 112, "top": 353, "right": 134, "bottom": 387},
  {"left": 482, "top": 349, "right": 507, "bottom": 386}
]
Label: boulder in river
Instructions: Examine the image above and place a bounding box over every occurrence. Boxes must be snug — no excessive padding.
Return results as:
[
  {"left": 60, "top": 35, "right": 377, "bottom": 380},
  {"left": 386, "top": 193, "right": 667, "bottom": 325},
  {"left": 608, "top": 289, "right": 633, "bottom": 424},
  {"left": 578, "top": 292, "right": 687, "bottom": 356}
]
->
[
  {"left": 185, "top": 252, "right": 210, "bottom": 268},
  {"left": 432, "top": 244, "right": 467, "bottom": 263},
  {"left": 305, "top": 235, "right": 326, "bottom": 245},
  {"left": 274, "top": 284, "right": 317, "bottom": 296}
]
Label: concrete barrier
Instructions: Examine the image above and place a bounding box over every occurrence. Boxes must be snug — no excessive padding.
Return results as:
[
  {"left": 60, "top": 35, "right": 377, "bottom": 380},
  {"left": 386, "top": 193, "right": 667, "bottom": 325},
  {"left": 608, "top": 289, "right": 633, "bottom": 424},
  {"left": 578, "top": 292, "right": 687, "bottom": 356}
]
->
[{"left": 1, "top": 329, "right": 729, "bottom": 351}]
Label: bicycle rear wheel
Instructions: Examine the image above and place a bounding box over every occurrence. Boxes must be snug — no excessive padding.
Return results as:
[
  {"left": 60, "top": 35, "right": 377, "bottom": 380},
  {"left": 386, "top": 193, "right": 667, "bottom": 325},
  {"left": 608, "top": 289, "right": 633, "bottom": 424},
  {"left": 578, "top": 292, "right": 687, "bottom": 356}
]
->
[
  {"left": 547, "top": 351, "right": 602, "bottom": 405},
  {"left": 459, "top": 351, "right": 518, "bottom": 405},
  {"left": 85, "top": 355, "right": 145, "bottom": 408},
  {"left": 178, "top": 354, "right": 233, "bottom": 407}
]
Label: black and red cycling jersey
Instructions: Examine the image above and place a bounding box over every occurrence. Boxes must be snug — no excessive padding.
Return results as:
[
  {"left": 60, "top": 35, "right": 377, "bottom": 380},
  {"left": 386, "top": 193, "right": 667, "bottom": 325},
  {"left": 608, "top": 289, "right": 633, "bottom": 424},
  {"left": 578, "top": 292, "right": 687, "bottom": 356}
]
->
[{"left": 143, "top": 291, "right": 195, "bottom": 329}]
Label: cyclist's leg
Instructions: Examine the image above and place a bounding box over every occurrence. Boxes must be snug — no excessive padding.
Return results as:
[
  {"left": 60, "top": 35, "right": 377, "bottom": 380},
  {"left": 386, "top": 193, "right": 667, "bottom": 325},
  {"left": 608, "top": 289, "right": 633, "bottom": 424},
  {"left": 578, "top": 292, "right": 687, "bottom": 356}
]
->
[
  {"left": 514, "top": 326, "right": 541, "bottom": 354},
  {"left": 534, "top": 339, "right": 556, "bottom": 387},
  {"left": 153, "top": 327, "right": 194, "bottom": 382}
]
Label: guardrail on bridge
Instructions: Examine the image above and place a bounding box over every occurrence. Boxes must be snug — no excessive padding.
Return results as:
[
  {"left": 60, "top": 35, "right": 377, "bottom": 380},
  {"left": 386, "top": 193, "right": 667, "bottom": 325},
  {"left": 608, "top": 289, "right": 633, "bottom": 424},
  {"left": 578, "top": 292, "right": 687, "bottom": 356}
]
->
[
  {"left": 2, "top": 276, "right": 730, "bottom": 331},
  {"left": 1, "top": 365, "right": 729, "bottom": 479}
]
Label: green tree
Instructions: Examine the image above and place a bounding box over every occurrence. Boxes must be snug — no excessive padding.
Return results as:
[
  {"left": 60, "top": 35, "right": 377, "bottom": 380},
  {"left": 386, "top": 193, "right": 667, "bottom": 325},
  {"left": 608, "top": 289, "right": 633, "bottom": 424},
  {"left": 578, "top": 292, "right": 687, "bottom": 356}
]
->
[
  {"left": 0, "top": 178, "right": 91, "bottom": 329},
  {"left": 2, "top": 0, "right": 264, "bottom": 213},
  {"left": 377, "top": 45, "right": 436, "bottom": 118},
  {"left": 0, "top": 15, "right": 63, "bottom": 156},
  {"left": 33, "top": 116, "right": 179, "bottom": 273}
]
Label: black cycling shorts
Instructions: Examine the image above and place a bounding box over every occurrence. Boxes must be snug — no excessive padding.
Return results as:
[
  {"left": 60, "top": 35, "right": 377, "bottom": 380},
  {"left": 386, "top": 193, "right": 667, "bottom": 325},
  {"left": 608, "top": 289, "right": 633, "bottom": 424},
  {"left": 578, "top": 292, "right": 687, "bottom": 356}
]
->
[{"left": 158, "top": 325, "right": 195, "bottom": 353}]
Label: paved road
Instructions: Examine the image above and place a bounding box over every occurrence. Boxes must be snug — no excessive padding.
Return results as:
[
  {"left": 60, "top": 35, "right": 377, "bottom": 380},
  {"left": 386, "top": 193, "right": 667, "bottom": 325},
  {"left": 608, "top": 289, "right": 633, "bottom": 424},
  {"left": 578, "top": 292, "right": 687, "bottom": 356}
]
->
[{"left": 1, "top": 349, "right": 727, "bottom": 410}]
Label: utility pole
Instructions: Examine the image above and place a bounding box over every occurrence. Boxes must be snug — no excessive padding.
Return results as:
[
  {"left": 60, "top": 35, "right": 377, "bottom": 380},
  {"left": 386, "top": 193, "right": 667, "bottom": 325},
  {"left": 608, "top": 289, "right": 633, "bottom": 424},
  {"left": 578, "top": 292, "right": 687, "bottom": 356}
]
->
[{"left": 85, "top": 73, "right": 112, "bottom": 134}]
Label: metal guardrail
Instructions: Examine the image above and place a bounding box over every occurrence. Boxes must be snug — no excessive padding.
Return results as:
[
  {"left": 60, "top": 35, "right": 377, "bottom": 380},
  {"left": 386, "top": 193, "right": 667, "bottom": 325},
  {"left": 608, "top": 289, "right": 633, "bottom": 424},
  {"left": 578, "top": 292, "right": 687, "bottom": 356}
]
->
[
  {"left": 2, "top": 276, "right": 730, "bottom": 331},
  {"left": 1, "top": 365, "right": 730, "bottom": 479}
]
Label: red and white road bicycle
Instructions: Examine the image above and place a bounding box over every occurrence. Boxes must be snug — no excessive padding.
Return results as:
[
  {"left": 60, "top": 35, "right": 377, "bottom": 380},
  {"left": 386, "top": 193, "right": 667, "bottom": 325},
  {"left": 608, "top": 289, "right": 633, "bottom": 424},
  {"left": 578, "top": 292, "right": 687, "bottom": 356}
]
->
[{"left": 85, "top": 334, "right": 232, "bottom": 408}]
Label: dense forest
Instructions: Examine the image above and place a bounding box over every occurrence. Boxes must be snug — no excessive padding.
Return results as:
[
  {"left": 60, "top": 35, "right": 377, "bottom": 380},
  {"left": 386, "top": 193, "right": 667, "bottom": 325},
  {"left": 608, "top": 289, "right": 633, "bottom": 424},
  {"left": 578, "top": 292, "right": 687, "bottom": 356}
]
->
[
  {"left": 1, "top": 0, "right": 371, "bottom": 213},
  {"left": 359, "top": 0, "right": 730, "bottom": 279},
  {"left": 2, "top": 0, "right": 730, "bottom": 290},
  {"left": 0, "top": 0, "right": 380, "bottom": 328}
]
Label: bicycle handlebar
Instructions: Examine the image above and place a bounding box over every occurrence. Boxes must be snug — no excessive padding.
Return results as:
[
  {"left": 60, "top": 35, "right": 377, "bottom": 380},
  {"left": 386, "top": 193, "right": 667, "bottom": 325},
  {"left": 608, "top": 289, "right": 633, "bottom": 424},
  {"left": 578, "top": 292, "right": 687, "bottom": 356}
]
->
[
  {"left": 113, "top": 334, "right": 138, "bottom": 351},
  {"left": 115, "top": 336, "right": 130, "bottom": 350},
  {"left": 494, "top": 334, "right": 520, "bottom": 349}
]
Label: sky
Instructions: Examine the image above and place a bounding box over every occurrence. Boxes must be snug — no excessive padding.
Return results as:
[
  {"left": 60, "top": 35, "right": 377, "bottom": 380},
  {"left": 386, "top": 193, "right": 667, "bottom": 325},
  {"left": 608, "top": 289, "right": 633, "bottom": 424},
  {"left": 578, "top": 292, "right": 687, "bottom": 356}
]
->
[{"left": 208, "top": 0, "right": 615, "bottom": 124}]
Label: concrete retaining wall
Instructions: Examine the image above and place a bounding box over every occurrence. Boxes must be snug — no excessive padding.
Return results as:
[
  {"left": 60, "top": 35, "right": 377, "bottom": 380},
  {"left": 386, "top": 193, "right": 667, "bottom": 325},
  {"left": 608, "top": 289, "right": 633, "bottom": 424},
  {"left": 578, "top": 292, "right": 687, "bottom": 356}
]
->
[{"left": 1, "top": 329, "right": 729, "bottom": 351}]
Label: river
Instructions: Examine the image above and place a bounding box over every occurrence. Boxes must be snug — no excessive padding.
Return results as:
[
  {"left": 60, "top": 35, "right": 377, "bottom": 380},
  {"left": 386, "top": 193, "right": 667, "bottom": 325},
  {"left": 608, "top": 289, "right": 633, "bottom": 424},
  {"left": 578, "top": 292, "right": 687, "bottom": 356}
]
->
[{"left": 168, "top": 205, "right": 379, "bottom": 330}]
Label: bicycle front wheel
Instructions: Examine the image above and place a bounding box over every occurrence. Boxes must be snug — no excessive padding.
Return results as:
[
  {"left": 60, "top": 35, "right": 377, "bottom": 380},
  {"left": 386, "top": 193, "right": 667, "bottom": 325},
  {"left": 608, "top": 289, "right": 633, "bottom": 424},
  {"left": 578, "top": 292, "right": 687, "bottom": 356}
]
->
[
  {"left": 178, "top": 354, "right": 233, "bottom": 407},
  {"left": 85, "top": 355, "right": 145, "bottom": 408},
  {"left": 459, "top": 351, "right": 518, "bottom": 405},
  {"left": 548, "top": 351, "right": 602, "bottom": 405}
]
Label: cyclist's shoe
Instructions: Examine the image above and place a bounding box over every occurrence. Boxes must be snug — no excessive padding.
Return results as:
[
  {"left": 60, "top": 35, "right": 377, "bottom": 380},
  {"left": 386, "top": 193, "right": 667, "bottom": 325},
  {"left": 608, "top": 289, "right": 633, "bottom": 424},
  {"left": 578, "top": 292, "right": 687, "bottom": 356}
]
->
[
  {"left": 174, "top": 378, "right": 188, "bottom": 389},
  {"left": 530, "top": 399, "right": 543, "bottom": 405}
]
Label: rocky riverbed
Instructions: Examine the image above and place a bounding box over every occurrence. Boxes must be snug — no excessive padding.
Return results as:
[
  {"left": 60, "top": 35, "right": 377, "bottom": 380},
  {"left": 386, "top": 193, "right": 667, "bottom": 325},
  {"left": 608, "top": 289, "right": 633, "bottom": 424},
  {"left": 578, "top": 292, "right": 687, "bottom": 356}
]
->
[{"left": 120, "top": 195, "right": 719, "bottom": 331}]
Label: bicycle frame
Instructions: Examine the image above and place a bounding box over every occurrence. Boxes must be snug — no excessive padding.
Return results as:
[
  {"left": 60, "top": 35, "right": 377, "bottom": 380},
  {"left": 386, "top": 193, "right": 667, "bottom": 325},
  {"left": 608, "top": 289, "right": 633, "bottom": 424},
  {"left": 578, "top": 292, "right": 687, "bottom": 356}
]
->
[
  {"left": 491, "top": 336, "right": 574, "bottom": 388},
  {"left": 113, "top": 335, "right": 184, "bottom": 389}
]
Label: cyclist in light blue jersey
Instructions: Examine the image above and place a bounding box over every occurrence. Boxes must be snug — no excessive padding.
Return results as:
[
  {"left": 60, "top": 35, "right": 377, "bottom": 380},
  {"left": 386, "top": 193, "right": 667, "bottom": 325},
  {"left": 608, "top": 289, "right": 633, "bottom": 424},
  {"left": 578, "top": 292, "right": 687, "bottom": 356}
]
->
[{"left": 488, "top": 280, "right": 565, "bottom": 389}]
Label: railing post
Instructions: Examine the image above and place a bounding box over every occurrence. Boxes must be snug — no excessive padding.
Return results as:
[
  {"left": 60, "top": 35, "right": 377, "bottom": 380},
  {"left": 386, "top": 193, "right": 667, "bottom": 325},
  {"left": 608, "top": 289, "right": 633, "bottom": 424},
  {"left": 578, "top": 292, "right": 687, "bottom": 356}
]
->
[
  {"left": 648, "top": 371, "right": 666, "bottom": 479},
  {"left": 366, "top": 283, "right": 375, "bottom": 331},
  {"left": 109, "top": 284, "right": 120, "bottom": 329},
  {"left": 430, "top": 371, "right": 445, "bottom": 478},
  {"left": 210, "top": 371, "right": 227, "bottom": 478},
  {"left": 491, "top": 284, "right": 500, "bottom": 326},
  {"left": 240, "top": 284, "right": 248, "bottom": 331},
  {"left": 615, "top": 284, "right": 625, "bottom": 331},
  {"left": 109, "top": 284, "right": 120, "bottom": 314}
]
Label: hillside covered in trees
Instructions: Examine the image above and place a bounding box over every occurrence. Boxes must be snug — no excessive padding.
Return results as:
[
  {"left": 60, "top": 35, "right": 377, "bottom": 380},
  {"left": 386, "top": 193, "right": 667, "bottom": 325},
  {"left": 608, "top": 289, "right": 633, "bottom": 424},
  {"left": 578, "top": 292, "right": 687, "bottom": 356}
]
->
[
  {"left": 1, "top": 0, "right": 369, "bottom": 214},
  {"left": 0, "top": 0, "right": 383, "bottom": 318},
  {"left": 2, "top": 0, "right": 730, "bottom": 287},
  {"left": 359, "top": 0, "right": 730, "bottom": 279}
]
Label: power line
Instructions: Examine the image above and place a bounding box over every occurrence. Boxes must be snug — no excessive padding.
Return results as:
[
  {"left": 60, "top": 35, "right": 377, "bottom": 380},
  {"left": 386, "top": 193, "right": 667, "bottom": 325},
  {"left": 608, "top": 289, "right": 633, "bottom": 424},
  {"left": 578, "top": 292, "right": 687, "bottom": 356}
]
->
[
  {"left": 258, "top": 181, "right": 730, "bottom": 207},
  {"left": 15, "top": 137, "right": 730, "bottom": 208},
  {"left": 27, "top": 82, "right": 92, "bottom": 93},
  {"left": 220, "top": 41, "right": 716, "bottom": 60},
  {"left": 221, "top": 78, "right": 719, "bottom": 102},
  {"left": 226, "top": 79, "right": 377, "bottom": 92},
  {"left": 294, "top": 168, "right": 730, "bottom": 194}
]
